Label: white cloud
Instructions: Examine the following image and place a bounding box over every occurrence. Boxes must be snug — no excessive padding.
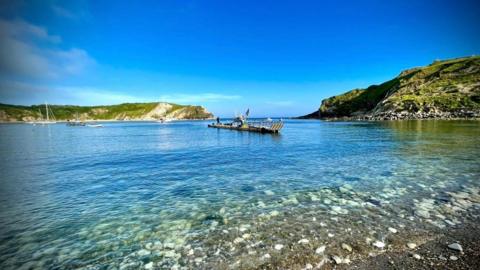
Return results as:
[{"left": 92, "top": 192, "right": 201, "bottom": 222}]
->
[
  {"left": 0, "top": 19, "right": 95, "bottom": 79},
  {"left": 158, "top": 93, "right": 241, "bottom": 104}
]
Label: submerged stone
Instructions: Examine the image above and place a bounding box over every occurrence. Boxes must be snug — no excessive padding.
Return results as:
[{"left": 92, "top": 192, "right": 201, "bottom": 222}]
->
[
  {"left": 407, "top": 243, "right": 417, "bottom": 249},
  {"left": 388, "top": 227, "right": 398, "bottom": 233},
  {"left": 163, "top": 250, "right": 178, "bottom": 258},
  {"left": 144, "top": 262, "right": 154, "bottom": 269},
  {"left": 274, "top": 244, "right": 284, "bottom": 250},
  {"left": 445, "top": 219, "right": 456, "bottom": 226},
  {"left": 332, "top": 255, "right": 343, "bottom": 264},
  {"left": 298, "top": 239, "right": 309, "bottom": 244},
  {"left": 233, "top": 237, "right": 244, "bottom": 244},
  {"left": 164, "top": 242, "right": 176, "bottom": 249},
  {"left": 373, "top": 241, "right": 385, "bottom": 249},
  {"left": 137, "top": 249, "right": 150, "bottom": 256},
  {"left": 332, "top": 255, "right": 350, "bottom": 264},
  {"left": 145, "top": 242, "right": 154, "bottom": 250},
  {"left": 315, "top": 245, "right": 326, "bottom": 254},
  {"left": 264, "top": 190, "right": 275, "bottom": 196},
  {"left": 202, "top": 214, "right": 225, "bottom": 225},
  {"left": 331, "top": 205, "right": 348, "bottom": 215},
  {"left": 341, "top": 243, "right": 352, "bottom": 252},
  {"left": 448, "top": 243, "right": 463, "bottom": 252},
  {"left": 270, "top": 210, "right": 280, "bottom": 217},
  {"left": 240, "top": 185, "right": 255, "bottom": 192}
]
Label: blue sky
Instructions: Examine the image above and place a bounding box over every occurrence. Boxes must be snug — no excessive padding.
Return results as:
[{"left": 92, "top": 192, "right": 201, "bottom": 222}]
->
[{"left": 0, "top": 0, "right": 479, "bottom": 117}]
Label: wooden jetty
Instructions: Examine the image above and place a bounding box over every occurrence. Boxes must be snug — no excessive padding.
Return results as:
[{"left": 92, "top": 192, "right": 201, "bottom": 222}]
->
[{"left": 208, "top": 120, "right": 284, "bottom": 133}]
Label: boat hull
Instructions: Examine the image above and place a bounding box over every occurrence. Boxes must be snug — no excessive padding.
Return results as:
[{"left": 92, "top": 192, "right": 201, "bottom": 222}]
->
[{"left": 35, "top": 121, "right": 57, "bottom": 125}]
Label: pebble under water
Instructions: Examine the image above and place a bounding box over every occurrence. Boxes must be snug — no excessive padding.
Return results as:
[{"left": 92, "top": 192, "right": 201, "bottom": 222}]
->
[{"left": 0, "top": 120, "right": 479, "bottom": 269}]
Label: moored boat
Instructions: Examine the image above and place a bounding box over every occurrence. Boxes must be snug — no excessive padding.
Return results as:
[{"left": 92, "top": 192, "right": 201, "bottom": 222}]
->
[
  {"left": 67, "top": 113, "right": 86, "bottom": 126},
  {"left": 208, "top": 109, "right": 284, "bottom": 133},
  {"left": 33, "top": 102, "right": 56, "bottom": 125},
  {"left": 87, "top": 124, "right": 103, "bottom": 128},
  {"left": 156, "top": 117, "right": 175, "bottom": 123}
]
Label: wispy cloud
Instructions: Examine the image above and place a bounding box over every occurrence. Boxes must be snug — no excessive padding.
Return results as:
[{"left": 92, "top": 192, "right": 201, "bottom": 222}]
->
[
  {"left": 0, "top": 81, "right": 240, "bottom": 106},
  {"left": 0, "top": 19, "right": 61, "bottom": 43},
  {"left": 0, "top": 19, "right": 95, "bottom": 80},
  {"left": 51, "top": 1, "right": 91, "bottom": 21},
  {"left": 59, "top": 86, "right": 155, "bottom": 105},
  {"left": 158, "top": 93, "right": 241, "bottom": 104},
  {"left": 0, "top": 81, "right": 153, "bottom": 105},
  {"left": 51, "top": 5, "right": 77, "bottom": 19}
]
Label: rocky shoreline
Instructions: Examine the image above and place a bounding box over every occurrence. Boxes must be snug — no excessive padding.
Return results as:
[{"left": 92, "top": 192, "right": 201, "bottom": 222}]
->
[
  {"left": 349, "top": 216, "right": 480, "bottom": 270},
  {"left": 0, "top": 118, "right": 214, "bottom": 124},
  {"left": 352, "top": 110, "right": 480, "bottom": 121},
  {"left": 300, "top": 110, "right": 480, "bottom": 121},
  {"left": 247, "top": 205, "right": 480, "bottom": 270}
]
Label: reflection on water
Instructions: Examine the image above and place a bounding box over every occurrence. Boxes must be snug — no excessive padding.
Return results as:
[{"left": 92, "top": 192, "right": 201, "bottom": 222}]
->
[{"left": 0, "top": 120, "right": 479, "bottom": 269}]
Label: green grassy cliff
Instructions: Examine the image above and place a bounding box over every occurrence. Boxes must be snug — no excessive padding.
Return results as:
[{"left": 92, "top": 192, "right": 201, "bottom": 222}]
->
[
  {"left": 300, "top": 56, "right": 480, "bottom": 120},
  {"left": 0, "top": 102, "right": 213, "bottom": 122}
]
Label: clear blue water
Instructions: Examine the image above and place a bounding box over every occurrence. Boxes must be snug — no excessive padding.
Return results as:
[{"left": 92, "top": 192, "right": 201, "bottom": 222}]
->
[{"left": 0, "top": 120, "right": 479, "bottom": 269}]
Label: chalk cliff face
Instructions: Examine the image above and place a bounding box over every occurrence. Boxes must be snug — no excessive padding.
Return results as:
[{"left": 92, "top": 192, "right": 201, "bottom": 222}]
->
[
  {"left": 0, "top": 102, "right": 214, "bottom": 122},
  {"left": 300, "top": 56, "right": 480, "bottom": 120},
  {"left": 143, "top": 102, "right": 174, "bottom": 120}
]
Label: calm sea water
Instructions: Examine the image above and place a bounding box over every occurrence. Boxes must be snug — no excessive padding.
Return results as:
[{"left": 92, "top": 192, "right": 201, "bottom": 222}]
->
[{"left": 0, "top": 120, "right": 479, "bottom": 269}]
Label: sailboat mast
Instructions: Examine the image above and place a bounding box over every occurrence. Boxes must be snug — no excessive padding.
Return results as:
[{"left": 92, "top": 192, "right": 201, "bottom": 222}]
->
[{"left": 45, "top": 102, "right": 49, "bottom": 121}]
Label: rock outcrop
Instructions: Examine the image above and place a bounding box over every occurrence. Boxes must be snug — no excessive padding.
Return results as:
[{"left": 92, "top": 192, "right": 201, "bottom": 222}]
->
[{"left": 300, "top": 56, "right": 480, "bottom": 120}]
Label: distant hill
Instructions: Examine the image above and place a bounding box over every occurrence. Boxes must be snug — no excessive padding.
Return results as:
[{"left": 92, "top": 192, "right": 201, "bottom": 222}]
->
[
  {"left": 300, "top": 56, "right": 480, "bottom": 120},
  {"left": 0, "top": 102, "right": 214, "bottom": 122}
]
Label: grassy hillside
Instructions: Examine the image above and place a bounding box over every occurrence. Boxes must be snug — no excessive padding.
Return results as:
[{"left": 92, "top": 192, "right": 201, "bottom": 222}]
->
[
  {"left": 301, "top": 56, "right": 480, "bottom": 119},
  {"left": 0, "top": 102, "right": 213, "bottom": 122}
]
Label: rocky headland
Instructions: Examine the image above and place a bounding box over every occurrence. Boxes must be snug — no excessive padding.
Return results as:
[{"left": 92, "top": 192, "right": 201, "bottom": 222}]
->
[
  {"left": 300, "top": 56, "right": 480, "bottom": 120},
  {"left": 0, "top": 102, "right": 213, "bottom": 122}
]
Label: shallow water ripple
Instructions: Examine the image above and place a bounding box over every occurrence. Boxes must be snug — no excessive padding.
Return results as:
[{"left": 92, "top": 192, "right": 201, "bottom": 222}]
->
[{"left": 0, "top": 120, "right": 479, "bottom": 269}]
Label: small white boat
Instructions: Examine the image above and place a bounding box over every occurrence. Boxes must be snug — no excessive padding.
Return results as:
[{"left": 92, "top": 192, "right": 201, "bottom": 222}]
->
[
  {"left": 157, "top": 117, "right": 174, "bottom": 123},
  {"left": 87, "top": 124, "right": 103, "bottom": 128}
]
